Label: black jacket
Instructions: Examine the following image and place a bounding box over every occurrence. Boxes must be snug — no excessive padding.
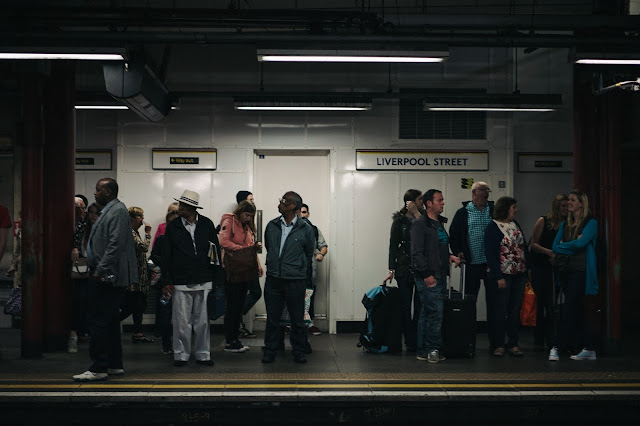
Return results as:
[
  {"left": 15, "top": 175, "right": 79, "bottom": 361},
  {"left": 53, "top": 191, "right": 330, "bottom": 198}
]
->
[
  {"left": 410, "top": 214, "right": 449, "bottom": 280},
  {"left": 162, "top": 214, "right": 223, "bottom": 286},
  {"left": 387, "top": 212, "right": 414, "bottom": 278},
  {"left": 449, "top": 200, "right": 495, "bottom": 264},
  {"left": 264, "top": 216, "right": 315, "bottom": 281}
]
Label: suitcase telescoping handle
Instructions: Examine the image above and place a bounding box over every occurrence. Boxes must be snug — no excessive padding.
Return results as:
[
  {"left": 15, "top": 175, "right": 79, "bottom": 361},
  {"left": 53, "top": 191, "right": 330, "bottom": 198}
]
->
[{"left": 448, "top": 259, "right": 466, "bottom": 300}]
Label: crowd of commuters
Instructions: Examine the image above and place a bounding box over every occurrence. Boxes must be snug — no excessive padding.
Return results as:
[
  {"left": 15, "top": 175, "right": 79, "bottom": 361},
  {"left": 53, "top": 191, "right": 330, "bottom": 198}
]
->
[
  {"left": 2, "top": 175, "right": 601, "bottom": 380},
  {"left": 386, "top": 183, "right": 599, "bottom": 364}
]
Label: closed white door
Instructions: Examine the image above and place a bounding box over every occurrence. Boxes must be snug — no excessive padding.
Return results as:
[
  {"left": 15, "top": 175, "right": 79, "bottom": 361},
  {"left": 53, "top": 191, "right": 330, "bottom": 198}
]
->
[{"left": 251, "top": 150, "right": 330, "bottom": 329}]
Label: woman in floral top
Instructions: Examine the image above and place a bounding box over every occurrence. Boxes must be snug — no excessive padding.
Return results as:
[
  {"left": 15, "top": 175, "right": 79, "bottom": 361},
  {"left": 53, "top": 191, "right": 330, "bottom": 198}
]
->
[
  {"left": 484, "top": 196, "right": 529, "bottom": 358},
  {"left": 120, "top": 206, "right": 153, "bottom": 343}
]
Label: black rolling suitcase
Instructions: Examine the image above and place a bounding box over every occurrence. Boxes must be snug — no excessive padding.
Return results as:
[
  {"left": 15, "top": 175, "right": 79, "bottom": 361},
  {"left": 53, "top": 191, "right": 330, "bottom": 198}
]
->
[{"left": 442, "top": 261, "right": 477, "bottom": 358}]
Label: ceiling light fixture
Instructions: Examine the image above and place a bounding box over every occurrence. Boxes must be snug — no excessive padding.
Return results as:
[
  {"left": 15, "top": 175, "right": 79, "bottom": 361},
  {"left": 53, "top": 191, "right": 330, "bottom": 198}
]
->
[
  {"left": 257, "top": 49, "right": 448, "bottom": 63},
  {"left": 423, "top": 93, "right": 562, "bottom": 112},
  {"left": 234, "top": 96, "right": 372, "bottom": 111},
  {"left": 0, "top": 47, "right": 126, "bottom": 61}
]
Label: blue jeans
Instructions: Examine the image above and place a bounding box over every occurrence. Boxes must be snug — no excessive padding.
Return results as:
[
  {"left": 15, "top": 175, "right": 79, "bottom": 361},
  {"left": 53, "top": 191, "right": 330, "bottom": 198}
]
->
[
  {"left": 397, "top": 273, "right": 422, "bottom": 349},
  {"left": 486, "top": 273, "right": 526, "bottom": 349},
  {"left": 415, "top": 277, "right": 446, "bottom": 355}
]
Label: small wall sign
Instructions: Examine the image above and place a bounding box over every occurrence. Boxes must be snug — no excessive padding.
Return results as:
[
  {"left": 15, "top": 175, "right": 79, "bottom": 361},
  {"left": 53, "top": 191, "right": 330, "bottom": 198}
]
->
[
  {"left": 152, "top": 149, "right": 217, "bottom": 170},
  {"left": 75, "top": 150, "right": 112, "bottom": 170},
  {"left": 518, "top": 153, "right": 573, "bottom": 173}
]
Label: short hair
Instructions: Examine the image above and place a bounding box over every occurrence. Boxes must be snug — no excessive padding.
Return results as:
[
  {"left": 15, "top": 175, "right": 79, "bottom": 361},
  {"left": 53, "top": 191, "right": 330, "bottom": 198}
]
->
[
  {"left": 285, "top": 191, "right": 303, "bottom": 210},
  {"left": 74, "top": 197, "right": 85, "bottom": 207},
  {"left": 493, "top": 196, "right": 517, "bottom": 221},
  {"left": 168, "top": 202, "right": 179, "bottom": 212},
  {"left": 301, "top": 203, "right": 309, "bottom": 212},
  {"left": 165, "top": 210, "right": 179, "bottom": 222},
  {"left": 423, "top": 189, "right": 442, "bottom": 204},
  {"left": 128, "top": 206, "right": 144, "bottom": 218},
  {"left": 471, "top": 181, "right": 490, "bottom": 192},
  {"left": 236, "top": 190, "right": 253, "bottom": 204},
  {"left": 99, "top": 178, "right": 119, "bottom": 197}
]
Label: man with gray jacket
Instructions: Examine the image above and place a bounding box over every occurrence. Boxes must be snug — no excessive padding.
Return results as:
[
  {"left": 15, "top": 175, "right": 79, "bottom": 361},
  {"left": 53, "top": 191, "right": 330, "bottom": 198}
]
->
[
  {"left": 74, "top": 178, "right": 138, "bottom": 382},
  {"left": 261, "top": 191, "right": 315, "bottom": 364}
]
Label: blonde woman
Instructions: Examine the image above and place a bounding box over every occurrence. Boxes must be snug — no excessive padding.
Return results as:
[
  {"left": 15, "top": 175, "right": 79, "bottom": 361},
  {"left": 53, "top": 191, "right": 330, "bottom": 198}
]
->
[{"left": 550, "top": 190, "right": 598, "bottom": 361}]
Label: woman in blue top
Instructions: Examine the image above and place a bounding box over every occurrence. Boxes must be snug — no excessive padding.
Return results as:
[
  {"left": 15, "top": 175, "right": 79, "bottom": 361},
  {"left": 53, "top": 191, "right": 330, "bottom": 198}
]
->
[{"left": 550, "top": 189, "right": 598, "bottom": 361}]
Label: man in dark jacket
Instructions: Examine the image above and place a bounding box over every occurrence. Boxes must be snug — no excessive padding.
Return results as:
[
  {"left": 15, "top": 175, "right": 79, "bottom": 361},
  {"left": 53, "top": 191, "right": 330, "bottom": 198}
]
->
[
  {"left": 411, "top": 189, "right": 460, "bottom": 364},
  {"left": 262, "top": 191, "right": 315, "bottom": 364},
  {"left": 448, "top": 181, "right": 494, "bottom": 299},
  {"left": 162, "top": 189, "right": 223, "bottom": 367}
]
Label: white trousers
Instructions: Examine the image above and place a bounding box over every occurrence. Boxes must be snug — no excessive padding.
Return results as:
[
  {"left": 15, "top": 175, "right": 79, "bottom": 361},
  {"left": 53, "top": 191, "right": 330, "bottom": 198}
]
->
[{"left": 172, "top": 288, "right": 211, "bottom": 361}]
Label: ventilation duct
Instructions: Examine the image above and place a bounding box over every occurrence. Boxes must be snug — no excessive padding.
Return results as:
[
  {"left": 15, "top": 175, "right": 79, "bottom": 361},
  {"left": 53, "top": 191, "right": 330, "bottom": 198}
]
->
[{"left": 103, "top": 59, "right": 171, "bottom": 121}]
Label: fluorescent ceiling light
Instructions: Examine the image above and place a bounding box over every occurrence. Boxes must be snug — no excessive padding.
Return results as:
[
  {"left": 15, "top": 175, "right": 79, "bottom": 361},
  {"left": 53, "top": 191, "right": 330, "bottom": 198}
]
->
[
  {"left": 423, "top": 93, "right": 562, "bottom": 112},
  {"left": 0, "top": 48, "right": 125, "bottom": 61},
  {"left": 75, "top": 105, "right": 129, "bottom": 110},
  {"left": 576, "top": 59, "right": 640, "bottom": 65},
  {"left": 234, "top": 96, "right": 372, "bottom": 111},
  {"left": 257, "top": 49, "right": 448, "bottom": 63}
]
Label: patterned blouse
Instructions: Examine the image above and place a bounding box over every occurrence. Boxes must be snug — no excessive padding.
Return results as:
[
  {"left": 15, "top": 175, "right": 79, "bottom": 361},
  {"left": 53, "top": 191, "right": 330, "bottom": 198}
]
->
[
  {"left": 493, "top": 220, "right": 527, "bottom": 275},
  {"left": 130, "top": 229, "right": 151, "bottom": 293}
]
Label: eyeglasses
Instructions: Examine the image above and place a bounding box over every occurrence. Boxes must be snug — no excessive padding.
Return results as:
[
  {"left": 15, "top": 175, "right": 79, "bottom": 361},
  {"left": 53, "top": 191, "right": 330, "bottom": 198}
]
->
[{"left": 279, "top": 197, "right": 292, "bottom": 205}]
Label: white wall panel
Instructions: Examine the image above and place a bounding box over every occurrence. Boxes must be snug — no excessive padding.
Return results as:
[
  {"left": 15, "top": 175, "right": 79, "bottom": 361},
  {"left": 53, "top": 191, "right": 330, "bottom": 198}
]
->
[
  {"left": 334, "top": 172, "right": 356, "bottom": 320},
  {"left": 164, "top": 172, "right": 213, "bottom": 217},
  {"left": 307, "top": 116, "right": 353, "bottom": 148},
  {"left": 354, "top": 104, "right": 393, "bottom": 148},
  {"left": 165, "top": 112, "right": 213, "bottom": 148},
  {"left": 121, "top": 146, "right": 152, "bottom": 172},
  {"left": 211, "top": 171, "right": 248, "bottom": 226},
  {"left": 335, "top": 148, "right": 357, "bottom": 171},
  {"left": 260, "top": 114, "right": 306, "bottom": 148},
  {"left": 215, "top": 148, "right": 249, "bottom": 172},
  {"left": 117, "top": 171, "right": 165, "bottom": 233},
  {"left": 213, "top": 111, "right": 259, "bottom": 148},
  {"left": 121, "top": 122, "right": 165, "bottom": 147},
  {"left": 352, "top": 173, "right": 396, "bottom": 319},
  {"left": 75, "top": 171, "right": 116, "bottom": 205}
]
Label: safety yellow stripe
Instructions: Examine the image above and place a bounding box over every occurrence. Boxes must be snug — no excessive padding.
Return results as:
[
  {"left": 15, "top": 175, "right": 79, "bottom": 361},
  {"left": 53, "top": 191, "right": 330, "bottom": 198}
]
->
[{"left": 2, "top": 382, "right": 640, "bottom": 390}]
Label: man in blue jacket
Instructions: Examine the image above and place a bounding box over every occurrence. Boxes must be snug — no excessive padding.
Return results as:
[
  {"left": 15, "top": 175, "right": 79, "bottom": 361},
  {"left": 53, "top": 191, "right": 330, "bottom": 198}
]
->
[
  {"left": 262, "top": 191, "right": 315, "bottom": 364},
  {"left": 162, "top": 189, "right": 223, "bottom": 367}
]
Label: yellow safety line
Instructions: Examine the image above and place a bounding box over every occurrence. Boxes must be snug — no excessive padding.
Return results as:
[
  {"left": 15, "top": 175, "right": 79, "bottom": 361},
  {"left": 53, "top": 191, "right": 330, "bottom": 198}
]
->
[{"left": 2, "top": 382, "right": 640, "bottom": 390}]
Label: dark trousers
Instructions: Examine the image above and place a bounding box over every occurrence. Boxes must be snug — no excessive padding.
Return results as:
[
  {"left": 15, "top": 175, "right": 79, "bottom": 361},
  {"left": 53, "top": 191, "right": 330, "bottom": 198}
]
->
[
  {"left": 242, "top": 277, "right": 262, "bottom": 316},
  {"left": 558, "top": 271, "right": 593, "bottom": 351},
  {"left": 486, "top": 273, "right": 526, "bottom": 349},
  {"left": 264, "top": 276, "right": 307, "bottom": 355},
  {"left": 396, "top": 273, "right": 422, "bottom": 349},
  {"left": 465, "top": 263, "right": 492, "bottom": 345},
  {"left": 70, "top": 278, "right": 89, "bottom": 333},
  {"left": 119, "top": 290, "right": 147, "bottom": 334},
  {"left": 532, "top": 264, "right": 556, "bottom": 348},
  {"left": 87, "top": 276, "right": 125, "bottom": 373},
  {"left": 224, "top": 280, "right": 249, "bottom": 343}
]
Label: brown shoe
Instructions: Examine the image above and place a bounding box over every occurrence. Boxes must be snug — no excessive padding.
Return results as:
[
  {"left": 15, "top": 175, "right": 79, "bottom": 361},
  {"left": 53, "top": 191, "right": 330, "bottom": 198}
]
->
[
  {"left": 493, "top": 347, "right": 505, "bottom": 357},
  {"left": 508, "top": 347, "right": 524, "bottom": 357}
]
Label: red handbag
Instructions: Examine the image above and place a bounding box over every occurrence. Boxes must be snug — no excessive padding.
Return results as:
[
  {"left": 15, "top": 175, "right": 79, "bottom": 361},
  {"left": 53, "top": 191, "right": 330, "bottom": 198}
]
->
[{"left": 520, "top": 281, "right": 537, "bottom": 327}]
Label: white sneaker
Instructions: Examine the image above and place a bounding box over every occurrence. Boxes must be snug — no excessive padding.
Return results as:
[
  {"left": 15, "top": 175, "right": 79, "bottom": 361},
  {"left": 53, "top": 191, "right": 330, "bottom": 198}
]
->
[
  {"left": 67, "top": 336, "right": 78, "bottom": 353},
  {"left": 570, "top": 348, "right": 597, "bottom": 361},
  {"left": 107, "top": 368, "right": 125, "bottom": 376},
  {"left": 548, "top": 347, "right": 559, "bottom": 361},
  {"left": 72, "top": 371, "right": 107, "bottom": 382}
]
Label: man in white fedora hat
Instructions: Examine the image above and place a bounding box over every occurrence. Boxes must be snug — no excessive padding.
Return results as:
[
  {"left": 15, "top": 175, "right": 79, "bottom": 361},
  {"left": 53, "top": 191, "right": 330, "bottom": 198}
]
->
[{"left": 162, "top": 189, "right": 223, "bottom": 366}]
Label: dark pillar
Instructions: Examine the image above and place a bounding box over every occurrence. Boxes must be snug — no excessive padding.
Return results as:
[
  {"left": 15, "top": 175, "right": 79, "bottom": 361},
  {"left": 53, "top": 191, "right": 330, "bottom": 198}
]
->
[
  {"left": 20, "top": 73, "right": 45, "bottom": 359},
  {"left": 42, "top": 61, "right": 76, "bottom": 351},
  {"left": 573, "top": 72, "right": 625, "bottom": 353}
]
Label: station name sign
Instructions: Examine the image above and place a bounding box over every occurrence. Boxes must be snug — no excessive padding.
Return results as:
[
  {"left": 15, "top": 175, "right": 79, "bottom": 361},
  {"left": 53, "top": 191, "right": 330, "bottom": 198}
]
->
[
  {"left": 518, "top": 153, "right": 572, "bottom": 173},
  {"left": 75, "top": 150, "right": 112, "bottom": 170},
  {"left": 152, "top": 149, "right": 217, "bottom": 170},
  {"left": 356, "top": 150, "right": 489, "bottom": 171}
]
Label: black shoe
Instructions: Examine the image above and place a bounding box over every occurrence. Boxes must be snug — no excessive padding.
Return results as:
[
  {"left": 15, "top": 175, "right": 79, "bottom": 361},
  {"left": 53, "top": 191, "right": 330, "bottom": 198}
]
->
[
  {"left": 292, "top": 353, "right": 307, "bottom": 364},
  {"left": 239, "top": 322, "right": 257, "bottom": 338},
  {"left": 196, "top": 359, "right": 214, "bottom": 366},
  {"left": 132, "top": 335, "right": 154, "bottom": 343},
  {"left": 174, "top": 360, "right": 187, "bottom": 367},
  {"left": 304, "top": 341, "right": 313, "bottom": 354},
  {"left": 262, "top": 351, "right": 276, "bottom": 364}
]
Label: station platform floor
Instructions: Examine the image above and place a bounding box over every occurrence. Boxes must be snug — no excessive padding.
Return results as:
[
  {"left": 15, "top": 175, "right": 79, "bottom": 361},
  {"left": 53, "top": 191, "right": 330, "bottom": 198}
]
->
[{"left": 0, "top": 327, "right": 639, "bottom": 425}]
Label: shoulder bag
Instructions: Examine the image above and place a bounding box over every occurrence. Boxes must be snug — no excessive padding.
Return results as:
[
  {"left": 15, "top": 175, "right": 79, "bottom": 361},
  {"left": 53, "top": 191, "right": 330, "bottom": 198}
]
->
[{"left": 223, "top": 246, "right": 259, "bottom": 284}]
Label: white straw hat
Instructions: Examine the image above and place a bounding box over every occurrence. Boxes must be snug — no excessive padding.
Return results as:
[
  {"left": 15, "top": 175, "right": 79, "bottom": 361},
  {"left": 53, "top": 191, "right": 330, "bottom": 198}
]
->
[{"left": 174, "top": 190, "right": 203, "bottom": 209}]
